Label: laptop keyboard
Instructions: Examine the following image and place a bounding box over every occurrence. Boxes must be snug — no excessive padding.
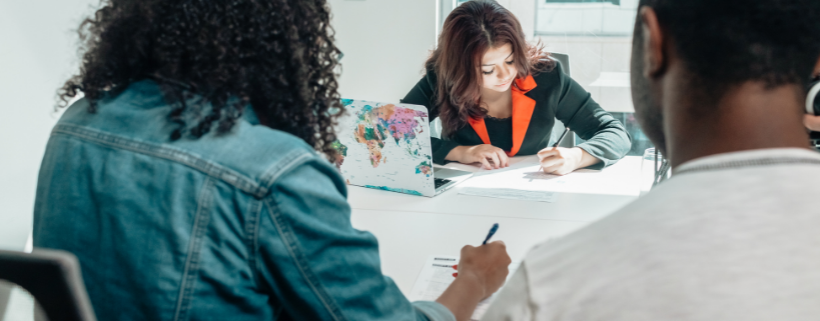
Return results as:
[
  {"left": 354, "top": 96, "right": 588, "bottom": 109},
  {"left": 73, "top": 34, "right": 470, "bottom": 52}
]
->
[{"left": 434, "top": 178, "right": 453, "bottom": 189}]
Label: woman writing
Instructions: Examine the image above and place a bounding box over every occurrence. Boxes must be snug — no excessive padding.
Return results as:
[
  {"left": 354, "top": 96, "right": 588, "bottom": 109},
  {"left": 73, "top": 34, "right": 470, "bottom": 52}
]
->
[{"left": 402, "top": 0, "right": 631, "bottom": 174}]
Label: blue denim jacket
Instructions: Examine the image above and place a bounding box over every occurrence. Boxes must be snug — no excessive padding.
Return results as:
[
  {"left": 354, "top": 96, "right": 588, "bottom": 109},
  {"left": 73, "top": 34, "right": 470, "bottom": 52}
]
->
[{"left": 33, "top": 80, "right": 455, "bottom": 321}]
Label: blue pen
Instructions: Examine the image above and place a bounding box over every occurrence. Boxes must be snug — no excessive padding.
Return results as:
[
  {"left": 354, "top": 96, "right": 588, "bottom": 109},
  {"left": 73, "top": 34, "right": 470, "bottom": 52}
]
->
[{"left": 482, "top": 223, "right": 499, "bottom": 245}]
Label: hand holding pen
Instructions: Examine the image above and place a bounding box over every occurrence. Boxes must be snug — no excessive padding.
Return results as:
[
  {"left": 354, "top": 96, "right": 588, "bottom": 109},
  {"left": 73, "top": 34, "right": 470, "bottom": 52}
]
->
[
  {"left": 436, "top": 223, "right": 511, "bottom": 320},
  {"left": 452, "top": 223, "right": 501, "bottom": 277},
  {"left": 537, "top": 127, "right": 576, "bottom": 175}
]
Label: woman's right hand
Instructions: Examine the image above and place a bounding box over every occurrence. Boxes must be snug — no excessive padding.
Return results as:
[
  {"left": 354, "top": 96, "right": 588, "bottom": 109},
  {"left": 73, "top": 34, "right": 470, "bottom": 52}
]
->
[{"left": 447, "top": 145, "right": 510, "bottom": 169}]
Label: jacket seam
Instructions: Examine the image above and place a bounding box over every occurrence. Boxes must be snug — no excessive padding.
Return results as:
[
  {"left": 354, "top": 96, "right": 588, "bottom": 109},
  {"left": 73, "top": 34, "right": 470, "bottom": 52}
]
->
[
  {"left": 258, "top": 150, "right": 315, "bottom": 190},
  {"left": 51, "top": 124, "right": 268, "bottom": 197},
  {"left": 262, "top": 196, "right": 348, "bottom": 321},
  {"left": 247, "top": 199, "right": 263, "bottom": 287},
  {"left": 173, "top": 177, "right": 215, "bottom": 321}
]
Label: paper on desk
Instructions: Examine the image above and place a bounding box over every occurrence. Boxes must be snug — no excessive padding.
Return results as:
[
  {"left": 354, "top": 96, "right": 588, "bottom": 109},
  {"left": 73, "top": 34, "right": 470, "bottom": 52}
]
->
[
  {"left": 455, "top": 156, "right": 557, "bottom": 202},
  {"left": 437, "top": 155, "right": 541, "bottom": 174},
  {"left": 471, "top": 155, "right": 542, "bottom": 177},
  {"left": 408, "top": 256, "right": 520, "bottom": 321},
  {"left": 464, "top": 155, "right": 641, "bottom": 196},
  {"left": 459, "top": 187, "right": 557, "bottom": 202}
]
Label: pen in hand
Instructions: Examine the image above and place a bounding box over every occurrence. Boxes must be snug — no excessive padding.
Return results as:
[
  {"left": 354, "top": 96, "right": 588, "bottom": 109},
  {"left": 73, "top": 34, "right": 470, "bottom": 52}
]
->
[
  {"left": 482, "top": 223, "right": 499, "bottom": 245},
  {"left": 552, "top": 127, "right": 570, "bottom": 149},
  {"left": 454, "top": 223, "right": 501, "bottom": 278},
  {"left": 539, "top": 127, "right": 570, "bottom": 172}
]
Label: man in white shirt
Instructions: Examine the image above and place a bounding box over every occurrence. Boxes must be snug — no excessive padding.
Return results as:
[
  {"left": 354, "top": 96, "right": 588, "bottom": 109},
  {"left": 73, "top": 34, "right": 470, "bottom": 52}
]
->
[{"left": 482, "top": 0, "right": 820, "bottom": 320}]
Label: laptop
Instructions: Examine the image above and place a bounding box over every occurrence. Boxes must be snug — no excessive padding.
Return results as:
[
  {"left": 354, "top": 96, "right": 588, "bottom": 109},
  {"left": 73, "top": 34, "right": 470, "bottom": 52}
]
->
[{"left": 332, "top": 99, "right": 472, "bottom": 197}]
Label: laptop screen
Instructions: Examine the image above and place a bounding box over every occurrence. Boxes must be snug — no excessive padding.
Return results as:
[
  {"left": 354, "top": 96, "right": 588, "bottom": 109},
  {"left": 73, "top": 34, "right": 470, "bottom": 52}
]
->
[{"left": 332, "top": 99, "right": 436, "bottom": 196}]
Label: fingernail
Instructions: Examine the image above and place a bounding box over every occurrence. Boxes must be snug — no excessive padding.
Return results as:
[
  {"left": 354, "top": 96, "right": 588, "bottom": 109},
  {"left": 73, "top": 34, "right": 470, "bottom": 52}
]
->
[
  {"left": 452, "top": 264, "right": 458, "bottom": 270},
  {"left": 452, "top": 273, "right": 458, "bottom": 277}
]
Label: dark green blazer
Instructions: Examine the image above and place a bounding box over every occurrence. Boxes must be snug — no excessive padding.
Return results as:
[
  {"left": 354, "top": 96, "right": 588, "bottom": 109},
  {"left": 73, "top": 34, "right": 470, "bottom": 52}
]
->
[{"left": 400, "top": 62, "right": 631, "bottom": 169}]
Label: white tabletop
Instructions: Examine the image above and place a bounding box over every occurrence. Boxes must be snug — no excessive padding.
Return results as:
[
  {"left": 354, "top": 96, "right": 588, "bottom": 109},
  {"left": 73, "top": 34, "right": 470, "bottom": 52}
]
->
[{"left": 348, "top": 156, "right": 644, "bottom": 294}]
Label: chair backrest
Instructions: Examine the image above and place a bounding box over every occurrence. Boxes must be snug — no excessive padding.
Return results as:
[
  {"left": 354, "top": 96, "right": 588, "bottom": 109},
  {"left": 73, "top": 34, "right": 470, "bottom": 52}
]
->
[
  {"left": 0, "top": 248, "right": 96, "bottom": 321},
  {"left": 549, "top": 53, "right": 576, "bottom": 148},
  {"left": 549, "top": 52, "right": 571, "bottom": 77}
]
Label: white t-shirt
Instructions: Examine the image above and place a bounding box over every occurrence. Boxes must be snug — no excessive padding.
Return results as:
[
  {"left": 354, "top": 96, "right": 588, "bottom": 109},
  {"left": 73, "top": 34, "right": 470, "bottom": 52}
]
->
[{"left": 482, "top": 148, "right": 820, "bottom": 321}]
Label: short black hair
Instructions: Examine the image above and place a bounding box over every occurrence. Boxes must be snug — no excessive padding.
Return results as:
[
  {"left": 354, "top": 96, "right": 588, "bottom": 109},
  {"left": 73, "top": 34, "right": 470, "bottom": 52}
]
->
[{"left": 640, "top": 0, "right": 820, "bottom": 90}]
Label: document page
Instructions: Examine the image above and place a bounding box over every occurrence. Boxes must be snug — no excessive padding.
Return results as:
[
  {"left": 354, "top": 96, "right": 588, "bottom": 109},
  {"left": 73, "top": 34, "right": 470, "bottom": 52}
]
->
[
  {"left": 459, "top": 187, "right": 557, "bottom": 202},
  {"left": 461, "top": 155, "right": 641, "bottom": 197},
  {"left": 408, "top": 256, "right": 520, "bottom": 321}
]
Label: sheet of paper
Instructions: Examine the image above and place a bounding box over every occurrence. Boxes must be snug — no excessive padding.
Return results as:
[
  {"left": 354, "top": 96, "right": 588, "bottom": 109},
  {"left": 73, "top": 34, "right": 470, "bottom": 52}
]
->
[
  {"left": 408, "top": 256, "right": 520, "bottom": 321},
  {"left": 459, "top": 187, "right": 557, "bottom": 202},
  {"left": 435, "top": 162, "right": 483, "bottom": 173},
  {"left": 463, "top": 155, "right": 641, "bottom": 196}
]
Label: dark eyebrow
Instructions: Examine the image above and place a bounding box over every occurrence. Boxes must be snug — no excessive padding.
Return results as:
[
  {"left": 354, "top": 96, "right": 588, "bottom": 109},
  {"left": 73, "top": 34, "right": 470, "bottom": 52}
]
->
[{"left": 481, "top": 52, "right": 515, "bottom": 67}]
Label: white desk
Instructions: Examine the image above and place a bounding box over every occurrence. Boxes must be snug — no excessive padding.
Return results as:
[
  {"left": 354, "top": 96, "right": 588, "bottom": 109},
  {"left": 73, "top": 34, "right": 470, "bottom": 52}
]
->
[{"left": 348, "top": 156, "right": 643, "bottom": 294}]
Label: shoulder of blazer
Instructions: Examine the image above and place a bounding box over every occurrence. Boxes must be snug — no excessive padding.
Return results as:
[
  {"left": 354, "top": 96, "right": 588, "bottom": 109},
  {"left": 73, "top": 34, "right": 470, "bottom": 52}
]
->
[{"left": 527, "top": 64, "right": 564, "bottom": 100}]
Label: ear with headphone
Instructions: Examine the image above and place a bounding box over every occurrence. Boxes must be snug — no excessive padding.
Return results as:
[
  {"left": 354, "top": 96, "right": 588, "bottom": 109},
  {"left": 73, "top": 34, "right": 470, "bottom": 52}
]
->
[
  {"left": 808, "top": 77, "right": 820, "bottom": 116},
  {"left": 809, "top": 77, "right": 820, "bottom": 149},
  {"left": 806, "top": 76, "right": 820, "bottom": 116}
]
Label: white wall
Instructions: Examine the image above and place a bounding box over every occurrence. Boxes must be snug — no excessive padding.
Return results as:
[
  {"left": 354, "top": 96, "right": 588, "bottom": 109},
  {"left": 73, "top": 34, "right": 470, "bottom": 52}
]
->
[
  {"left": 327, "top": 0, "right": 437, "bottom": 103},
  {"left": 497, "top": 0, "right": 537, "bottom": 40},
  {"left": 0, "top": 1, "right": 98, "bottom": 251}
]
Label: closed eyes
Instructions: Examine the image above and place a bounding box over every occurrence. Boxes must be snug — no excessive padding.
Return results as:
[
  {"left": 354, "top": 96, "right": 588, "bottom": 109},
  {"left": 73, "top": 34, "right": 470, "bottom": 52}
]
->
[{"left": 482, "top": 60, "right": 515, "bottom": 75}]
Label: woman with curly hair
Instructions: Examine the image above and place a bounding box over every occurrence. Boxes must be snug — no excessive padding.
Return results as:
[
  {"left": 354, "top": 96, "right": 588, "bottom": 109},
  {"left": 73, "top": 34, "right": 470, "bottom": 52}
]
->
[
  {"left": 32, "top": 1, "right": 509, "bottom": 320},
  {"left": 402, "top": 0, "right": 631, "bottom": 174}
]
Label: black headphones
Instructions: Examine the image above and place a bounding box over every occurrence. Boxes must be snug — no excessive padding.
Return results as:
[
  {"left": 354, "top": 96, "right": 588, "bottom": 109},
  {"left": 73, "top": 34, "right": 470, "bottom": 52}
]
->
[
  {"left": 809, "top": 78, "right": 820, "bottom": 149},
  {"left": 807, "top": 77, "right": 820, "bottom": 116}
]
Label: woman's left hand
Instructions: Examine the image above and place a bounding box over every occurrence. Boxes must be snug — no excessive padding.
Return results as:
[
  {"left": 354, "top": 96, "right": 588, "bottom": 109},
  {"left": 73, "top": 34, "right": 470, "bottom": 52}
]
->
[{"left": 537, "top": 147, "right": 584, "bottom": 175}]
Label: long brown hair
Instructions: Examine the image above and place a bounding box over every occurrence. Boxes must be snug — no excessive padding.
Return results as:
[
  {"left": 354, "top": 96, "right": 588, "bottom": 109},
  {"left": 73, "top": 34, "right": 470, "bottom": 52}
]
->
[{"left": 427, "top": 0, "right": 554, "bottom": 136}]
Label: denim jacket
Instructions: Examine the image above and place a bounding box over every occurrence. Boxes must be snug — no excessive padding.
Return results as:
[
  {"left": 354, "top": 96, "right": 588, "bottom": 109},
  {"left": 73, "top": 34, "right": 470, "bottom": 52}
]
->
[{"left": 33, "top": 80, "right": 455, "bottom": 321}]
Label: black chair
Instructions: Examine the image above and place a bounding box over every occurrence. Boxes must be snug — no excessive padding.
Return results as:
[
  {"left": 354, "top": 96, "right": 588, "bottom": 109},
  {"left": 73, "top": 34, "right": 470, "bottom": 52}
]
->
[
  {"left": 0, "top": 248, "right": 96, "bottom": 321},
  {"left": 549, "top": 52, "right": 571, "bottom": 76}
]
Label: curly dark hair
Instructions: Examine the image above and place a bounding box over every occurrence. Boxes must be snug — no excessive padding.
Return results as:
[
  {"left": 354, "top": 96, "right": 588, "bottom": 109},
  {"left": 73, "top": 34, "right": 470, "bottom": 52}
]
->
[{"left": 58, "top": 0, "right": 344, "bottom": 160}]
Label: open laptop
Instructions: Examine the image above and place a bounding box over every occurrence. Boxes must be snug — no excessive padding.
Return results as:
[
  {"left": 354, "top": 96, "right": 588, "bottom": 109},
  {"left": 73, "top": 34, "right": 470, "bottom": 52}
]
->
[{"left": 332, "top": 99, "right": 472, "bottom": 197}]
